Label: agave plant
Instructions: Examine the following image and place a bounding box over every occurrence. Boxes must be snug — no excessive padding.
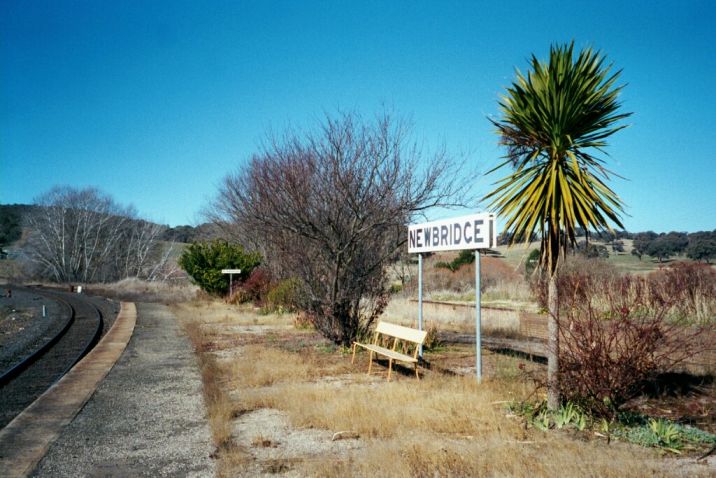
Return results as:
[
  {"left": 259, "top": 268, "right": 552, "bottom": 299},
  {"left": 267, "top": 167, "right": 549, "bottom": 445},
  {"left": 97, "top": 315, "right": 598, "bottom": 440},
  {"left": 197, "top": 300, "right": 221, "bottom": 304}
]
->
[{"left": 485, "top": 42, "right": 631, "bottom": 408}]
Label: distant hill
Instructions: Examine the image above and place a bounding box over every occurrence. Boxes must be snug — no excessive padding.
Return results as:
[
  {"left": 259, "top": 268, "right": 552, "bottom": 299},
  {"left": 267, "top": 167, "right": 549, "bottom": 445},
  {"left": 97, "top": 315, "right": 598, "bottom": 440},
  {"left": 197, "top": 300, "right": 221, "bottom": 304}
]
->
[
  {"left": 160, "top": 223, "right": 224, "bottom": 243},
  {"left": 0, "top": 204, "right": 31, "bottom": 249}
]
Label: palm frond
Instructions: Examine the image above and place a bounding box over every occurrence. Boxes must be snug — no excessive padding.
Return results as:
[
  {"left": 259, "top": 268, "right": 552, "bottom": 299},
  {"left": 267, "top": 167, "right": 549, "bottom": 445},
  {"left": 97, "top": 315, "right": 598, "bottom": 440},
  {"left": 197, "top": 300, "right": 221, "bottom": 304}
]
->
[{"left": 485, "top": 42, "right": 629, "bottom": 273}]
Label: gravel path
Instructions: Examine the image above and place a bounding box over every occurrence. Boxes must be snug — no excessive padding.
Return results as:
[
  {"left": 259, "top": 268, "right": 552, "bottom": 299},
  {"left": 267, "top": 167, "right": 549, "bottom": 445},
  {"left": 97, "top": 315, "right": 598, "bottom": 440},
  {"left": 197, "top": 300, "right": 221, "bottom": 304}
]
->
[{"left": 31, "top": 303, "right": 215, "bottom": 478}]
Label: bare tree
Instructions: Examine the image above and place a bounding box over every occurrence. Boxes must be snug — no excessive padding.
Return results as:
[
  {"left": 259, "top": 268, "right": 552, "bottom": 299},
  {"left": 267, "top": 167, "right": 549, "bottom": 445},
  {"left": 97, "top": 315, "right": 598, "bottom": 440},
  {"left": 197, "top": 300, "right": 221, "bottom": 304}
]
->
[
  {"left": 113, "top": 214, "right": 170, "bottom": 280},
  {"left": 212, "top": 111, "right": 469, "bottom": 345},
  {"left": 25, "top": 186, "right": 171, "bottom": 283},
  {"left": 26, "top": 187, "right": 128, "bottom": 282}
]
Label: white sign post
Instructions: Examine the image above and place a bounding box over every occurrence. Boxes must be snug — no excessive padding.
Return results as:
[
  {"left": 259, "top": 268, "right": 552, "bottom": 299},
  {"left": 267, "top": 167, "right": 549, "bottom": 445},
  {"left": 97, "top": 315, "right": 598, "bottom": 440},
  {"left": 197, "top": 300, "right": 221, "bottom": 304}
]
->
[
  {"left": 408, "top": 213, "right": 496, "bottom": 382},
  {"left": 221, "top": 269, "right": 242, "bottom": 296}
]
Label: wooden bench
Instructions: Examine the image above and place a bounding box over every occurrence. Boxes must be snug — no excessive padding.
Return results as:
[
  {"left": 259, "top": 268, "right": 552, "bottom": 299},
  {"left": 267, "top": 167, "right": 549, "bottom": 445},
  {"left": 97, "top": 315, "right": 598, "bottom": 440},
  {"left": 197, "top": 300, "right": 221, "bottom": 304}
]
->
[{"left": 351, "top": 321, "right": 427, "bottom": 381}]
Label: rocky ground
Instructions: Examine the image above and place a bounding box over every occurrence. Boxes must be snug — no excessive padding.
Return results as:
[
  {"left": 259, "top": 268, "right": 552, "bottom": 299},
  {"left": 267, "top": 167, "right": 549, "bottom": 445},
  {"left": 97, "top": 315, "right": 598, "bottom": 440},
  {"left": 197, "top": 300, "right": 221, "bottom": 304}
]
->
[{"left": 0, "top": 287, "right": 66, "bottom": 373}]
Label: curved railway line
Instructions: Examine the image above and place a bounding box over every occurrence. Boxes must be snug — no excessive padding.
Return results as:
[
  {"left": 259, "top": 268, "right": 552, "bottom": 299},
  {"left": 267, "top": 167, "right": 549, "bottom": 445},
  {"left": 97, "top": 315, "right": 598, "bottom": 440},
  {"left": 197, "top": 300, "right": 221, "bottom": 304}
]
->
[{"left": 0, "top": 286, "right": 118, "bottom": 429}]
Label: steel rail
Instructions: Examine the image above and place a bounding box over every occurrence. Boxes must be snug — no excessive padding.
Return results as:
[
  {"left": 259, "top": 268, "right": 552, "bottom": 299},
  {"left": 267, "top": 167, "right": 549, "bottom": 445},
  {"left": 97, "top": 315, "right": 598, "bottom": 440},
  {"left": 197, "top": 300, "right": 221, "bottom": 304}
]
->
[
  {"left": 0, "top": 288, "right": 103, "bottom": 388},
  {"left": 0, "top": 290, "right": 74, "bottom": 386}
]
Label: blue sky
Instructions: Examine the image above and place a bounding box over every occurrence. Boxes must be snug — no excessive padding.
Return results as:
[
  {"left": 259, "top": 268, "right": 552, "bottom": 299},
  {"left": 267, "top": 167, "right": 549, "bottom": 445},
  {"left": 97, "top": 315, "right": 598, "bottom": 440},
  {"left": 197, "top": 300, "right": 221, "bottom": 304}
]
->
[{"left": 1, "top": 1, "right": 714, "bottom": 232}]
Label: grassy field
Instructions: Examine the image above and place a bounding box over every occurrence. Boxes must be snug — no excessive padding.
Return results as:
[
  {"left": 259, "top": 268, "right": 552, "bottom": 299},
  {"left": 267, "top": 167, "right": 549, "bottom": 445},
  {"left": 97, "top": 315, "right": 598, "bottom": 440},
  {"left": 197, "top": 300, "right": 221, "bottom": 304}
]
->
[
  {"left": 173, "top": 298, "right": 714, "bottom": 478},
  {"left": 494, "top": 238, "right": 691, "bottom": 275}
]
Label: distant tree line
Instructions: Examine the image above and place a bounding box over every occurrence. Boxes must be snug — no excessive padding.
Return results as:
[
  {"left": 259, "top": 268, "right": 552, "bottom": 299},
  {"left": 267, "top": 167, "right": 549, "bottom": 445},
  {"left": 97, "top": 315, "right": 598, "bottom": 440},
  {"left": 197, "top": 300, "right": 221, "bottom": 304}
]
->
[
  {"left": 160, "top": 223, "right": 221, "bottom": 243},
  {"left": 631, "top": 230, "right": 716, "bottom": 263},
  {"left": 493, "top": 227, "right": 716, "bottom": 263},
  {"left": 496, "top": 228, "right": 632, "bottom": 247}
]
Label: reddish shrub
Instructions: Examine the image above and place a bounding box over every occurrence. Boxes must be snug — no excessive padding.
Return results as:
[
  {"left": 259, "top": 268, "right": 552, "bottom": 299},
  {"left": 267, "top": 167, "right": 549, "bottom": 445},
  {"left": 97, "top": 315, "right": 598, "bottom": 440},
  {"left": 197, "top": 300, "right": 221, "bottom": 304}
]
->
[
  {"left": 552, "top": 271, "right": 707, "bottom": 419},
  {"left": 235, "top": 268, "right": 274, "bottom": 305}
]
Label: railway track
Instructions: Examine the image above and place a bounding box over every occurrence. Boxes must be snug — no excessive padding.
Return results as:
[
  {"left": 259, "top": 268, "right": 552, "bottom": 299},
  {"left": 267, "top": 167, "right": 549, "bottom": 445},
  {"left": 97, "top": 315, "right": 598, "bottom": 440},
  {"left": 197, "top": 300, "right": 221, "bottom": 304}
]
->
[{"left": 0, "top": 287, "right": 116, "bottom": 429}]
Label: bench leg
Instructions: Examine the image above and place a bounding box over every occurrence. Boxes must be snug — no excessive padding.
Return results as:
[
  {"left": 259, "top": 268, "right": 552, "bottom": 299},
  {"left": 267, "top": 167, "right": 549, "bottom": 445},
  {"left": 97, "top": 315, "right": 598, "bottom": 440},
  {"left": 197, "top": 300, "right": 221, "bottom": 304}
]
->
[
  {"left": 415, "top": 363, "right": 420, "bottom": 380},
  {"left": 351, "top": 343, "right": 357, "bottom": 364},
  {"left": 367, "top": 350, "right": 374, "bottom": 375},
  {"left": 387, "top": 358, "right": 393, "bottom": 381}
]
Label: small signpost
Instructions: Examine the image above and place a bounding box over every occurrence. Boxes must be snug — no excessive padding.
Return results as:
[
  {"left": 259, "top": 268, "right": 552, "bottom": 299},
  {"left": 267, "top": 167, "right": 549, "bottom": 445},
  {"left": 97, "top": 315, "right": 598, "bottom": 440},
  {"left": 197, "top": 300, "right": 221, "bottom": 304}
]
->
[
  {"left": 221, "top": 269, "right": 242, "bottom": 295},
  {"left": 408, "top": 212, "right": 496, "bottom": 382}
]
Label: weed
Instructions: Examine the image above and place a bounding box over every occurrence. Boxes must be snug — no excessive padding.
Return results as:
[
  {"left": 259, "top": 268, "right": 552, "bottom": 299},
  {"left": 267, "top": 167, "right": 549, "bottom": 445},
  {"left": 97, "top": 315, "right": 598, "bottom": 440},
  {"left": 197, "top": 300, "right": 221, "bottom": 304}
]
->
[
  {"left": 314, "top": 342, "right": 337, "bottom": 354},
  {"left": 649, "top": 418, "right": 682, "bottom": 449},
  {"left": 251, "top": 435, "right": 278, "bottom": 448},
  {"left": 511, "top": 400, "right": 590, "bottom": 432},
  {"left": 512, "top": 399, "right": 716, "bottom": 455},
  {"left": 422, "top": 322, "right": 444, "bottom": 351}
]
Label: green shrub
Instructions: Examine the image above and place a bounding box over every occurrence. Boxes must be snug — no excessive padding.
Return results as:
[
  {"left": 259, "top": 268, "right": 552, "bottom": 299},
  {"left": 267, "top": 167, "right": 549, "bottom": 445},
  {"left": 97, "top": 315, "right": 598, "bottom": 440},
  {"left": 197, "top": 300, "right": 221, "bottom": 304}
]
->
[
  {"left": 178, "top": 240, "right": 261, "bottom": 296},
  {"left": 434, "top": 249, "right": 475, "bottom": 272},
  {"left": 266, "top": 277, "right": 305, "bottom": 312},
  {"left": 388, "top": 282, "right": 403, "bottom": 294},
  {"left": 510, "top": 400, "right": 589, "bottom": 432},
  {"left": 524, "top": 248, "right": 540, "bottom": 277}
]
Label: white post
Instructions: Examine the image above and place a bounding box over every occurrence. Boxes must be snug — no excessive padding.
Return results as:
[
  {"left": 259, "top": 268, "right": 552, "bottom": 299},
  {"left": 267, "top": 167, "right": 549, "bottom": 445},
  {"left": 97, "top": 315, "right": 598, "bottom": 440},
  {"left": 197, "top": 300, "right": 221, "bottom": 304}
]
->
[
  {"left": 222, "top": 269, "right": 242, "bottom": 298},
  {"left": 475, "top": 250, "right": 482, "bottom": 383},
  {"left": 418, "top": 253, "right": 424, "bottom": 359}
]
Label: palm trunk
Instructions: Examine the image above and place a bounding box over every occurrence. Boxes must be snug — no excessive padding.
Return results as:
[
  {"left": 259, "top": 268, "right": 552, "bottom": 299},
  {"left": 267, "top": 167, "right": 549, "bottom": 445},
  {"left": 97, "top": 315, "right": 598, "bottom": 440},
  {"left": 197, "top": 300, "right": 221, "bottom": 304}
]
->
[{"left": 547, "top": 272, "right": 560, "bottom": 410}]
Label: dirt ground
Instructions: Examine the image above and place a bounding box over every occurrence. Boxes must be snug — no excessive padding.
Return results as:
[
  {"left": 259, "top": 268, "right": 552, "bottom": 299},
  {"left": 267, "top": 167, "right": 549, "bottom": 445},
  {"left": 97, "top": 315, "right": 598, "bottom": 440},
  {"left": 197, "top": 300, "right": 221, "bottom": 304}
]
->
[{"left": 172, "top": 301, "right": 716, "bottom": 478}]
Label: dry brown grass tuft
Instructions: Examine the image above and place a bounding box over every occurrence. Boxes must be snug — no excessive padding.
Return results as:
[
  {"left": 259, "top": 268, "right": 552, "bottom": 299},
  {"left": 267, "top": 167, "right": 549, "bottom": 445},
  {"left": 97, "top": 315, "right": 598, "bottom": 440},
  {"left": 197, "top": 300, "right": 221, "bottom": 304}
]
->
[
  {"left": 239, "top": 375, "right": 528, "bottom": 439},
  {"left": 224, "top": 345, "right": 320, "bottom": 388},
  {"left": 173, "top": 300, "right": 294, "bottom": 327},
  {"left": 182, "top": 320, "right": 236, "bottom": 447},
  {"left": 251, "top": 435, "right": 278, "bottom": 448}
]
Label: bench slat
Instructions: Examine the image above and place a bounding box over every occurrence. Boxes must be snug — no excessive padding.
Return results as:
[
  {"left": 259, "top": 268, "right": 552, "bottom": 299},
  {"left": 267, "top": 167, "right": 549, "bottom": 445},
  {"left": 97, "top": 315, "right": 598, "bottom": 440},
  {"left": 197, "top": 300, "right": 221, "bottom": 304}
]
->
[
  {"left": 354, "top": 343, "right": 417, "bottom": 363},
  {"left": 375, "top": 321, "right": 427, "bottom": 344}
]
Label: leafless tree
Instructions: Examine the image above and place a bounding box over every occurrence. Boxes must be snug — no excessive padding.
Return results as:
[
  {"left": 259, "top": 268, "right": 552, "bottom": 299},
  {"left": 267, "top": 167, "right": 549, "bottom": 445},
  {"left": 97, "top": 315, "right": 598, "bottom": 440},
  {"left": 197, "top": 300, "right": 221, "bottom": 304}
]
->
[
  {"left": 212, "top": 111, "right": 470, "bottom": 345},
  {"left": 113, "top": 214, "right": 170, "bottom": 280},
  {"left": 25, "top": 186, "right": 172, "bottom": 283}
]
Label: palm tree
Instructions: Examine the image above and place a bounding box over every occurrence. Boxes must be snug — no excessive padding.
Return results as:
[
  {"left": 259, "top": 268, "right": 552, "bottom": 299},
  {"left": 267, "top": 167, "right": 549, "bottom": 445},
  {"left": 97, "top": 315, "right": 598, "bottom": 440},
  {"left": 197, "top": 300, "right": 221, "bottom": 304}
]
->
[{"left": 484, "top": 42, "right": 630, "bottom": 409}]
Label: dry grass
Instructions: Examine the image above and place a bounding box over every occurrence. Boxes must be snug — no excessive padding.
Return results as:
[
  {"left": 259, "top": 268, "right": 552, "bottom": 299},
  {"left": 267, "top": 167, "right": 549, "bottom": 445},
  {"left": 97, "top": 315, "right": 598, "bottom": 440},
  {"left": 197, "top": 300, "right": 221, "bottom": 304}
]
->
[
  {"left": 174, "top": 300, "right": 295, "bottom": 327},
  {"left": 238, "top": 376, "right": 528, "bottom": 439},
  {"left": 384, "top": 297, "right": 522, "bottom": 336},
  {"left": 300, "top": 435, "right": 678, "bottom": 477},
  {"left": 222, "top": 344, "right": 351, "bottom": 388},
  {"left": 175, "top": 297, "right": 710, "bottom": 478},
  {"left": 85, "top": 277, "right": 200, "bottom": 304},
  {"left": 182, "top": 320, "right": 236, "bottom": 448}
]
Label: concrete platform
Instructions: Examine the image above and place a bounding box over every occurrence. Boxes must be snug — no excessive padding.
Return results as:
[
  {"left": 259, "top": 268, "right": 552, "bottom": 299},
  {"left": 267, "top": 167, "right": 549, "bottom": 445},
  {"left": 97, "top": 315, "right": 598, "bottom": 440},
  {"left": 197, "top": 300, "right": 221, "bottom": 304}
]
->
[{"left": 0, "top": 302, "right": 215, "bottom": 478}]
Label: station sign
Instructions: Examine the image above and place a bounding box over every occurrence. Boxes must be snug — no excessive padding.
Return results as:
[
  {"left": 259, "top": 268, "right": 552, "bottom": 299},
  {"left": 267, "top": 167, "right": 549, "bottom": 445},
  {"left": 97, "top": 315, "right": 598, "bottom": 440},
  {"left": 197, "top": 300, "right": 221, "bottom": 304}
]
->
[
  {"left": 408, "top": 213, "right": 496, "bottom": 253},
  {"left": 221, "top": 269, "right": 242, "bottom": 274}
]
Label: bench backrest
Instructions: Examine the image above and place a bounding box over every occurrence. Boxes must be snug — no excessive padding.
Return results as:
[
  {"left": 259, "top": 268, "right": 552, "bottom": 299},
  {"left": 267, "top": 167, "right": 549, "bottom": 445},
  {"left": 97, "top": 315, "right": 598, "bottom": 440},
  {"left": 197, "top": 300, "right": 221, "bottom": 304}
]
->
[{"left": 374, "top": 321, "right": 427, "bottom": 345}]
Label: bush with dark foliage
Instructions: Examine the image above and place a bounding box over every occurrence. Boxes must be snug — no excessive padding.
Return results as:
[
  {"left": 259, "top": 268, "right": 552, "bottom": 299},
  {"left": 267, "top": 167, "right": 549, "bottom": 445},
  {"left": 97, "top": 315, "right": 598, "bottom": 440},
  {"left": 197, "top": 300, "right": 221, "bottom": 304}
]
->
[{"left": 178, "top": 240, "right": 261, "bottom": 296}]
